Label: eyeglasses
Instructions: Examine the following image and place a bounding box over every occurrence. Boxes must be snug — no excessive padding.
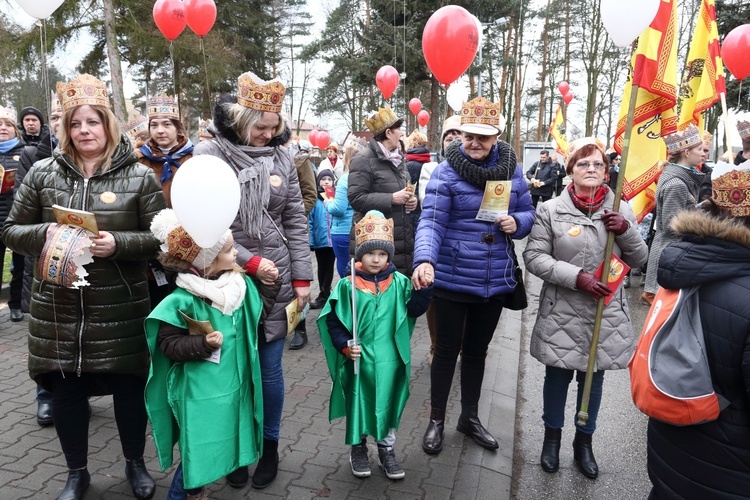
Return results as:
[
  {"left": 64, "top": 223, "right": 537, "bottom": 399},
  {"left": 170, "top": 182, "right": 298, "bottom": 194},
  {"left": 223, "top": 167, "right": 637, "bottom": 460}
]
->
[{"left": 574, "top": 161, "right": 606, "bottom": 171}]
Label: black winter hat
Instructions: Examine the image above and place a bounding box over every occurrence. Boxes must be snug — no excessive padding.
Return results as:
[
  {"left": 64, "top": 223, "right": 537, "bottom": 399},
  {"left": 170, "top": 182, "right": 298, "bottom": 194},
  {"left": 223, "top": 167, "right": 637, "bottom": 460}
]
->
[
  {"left": 19, "top": 106, "right": 45, "bottom": 127},
  {"left": 316, "top": 168, "right": 334, "bottom": 184}
]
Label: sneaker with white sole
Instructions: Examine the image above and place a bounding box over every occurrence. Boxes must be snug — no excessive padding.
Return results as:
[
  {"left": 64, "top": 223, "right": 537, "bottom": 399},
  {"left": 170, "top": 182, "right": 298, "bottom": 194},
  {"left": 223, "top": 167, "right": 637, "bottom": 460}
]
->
[
  {"left": 377, "top": 445, "right": 405, "bottom": 480},
  {"left": 350, "top": 440, "right": 371, "bottom": 478}
]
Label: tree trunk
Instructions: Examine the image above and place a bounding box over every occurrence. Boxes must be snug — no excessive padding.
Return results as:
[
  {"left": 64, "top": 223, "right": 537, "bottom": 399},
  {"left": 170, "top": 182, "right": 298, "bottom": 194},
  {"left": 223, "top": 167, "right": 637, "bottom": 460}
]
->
[
  {"left": 102, "top": 0, "right": 126, "bottom": 122},
  {"left": 537, "top": 0, "right": 552, "bottom": 140},
  {"left": 429, "top": 75, "right": 440, "bottom": 149}
]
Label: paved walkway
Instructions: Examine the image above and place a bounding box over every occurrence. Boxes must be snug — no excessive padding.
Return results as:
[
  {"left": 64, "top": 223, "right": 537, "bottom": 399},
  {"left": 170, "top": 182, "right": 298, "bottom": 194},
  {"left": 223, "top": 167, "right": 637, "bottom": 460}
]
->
[{"left": 0, "top": 275, "right": 522, "bottom": 499}]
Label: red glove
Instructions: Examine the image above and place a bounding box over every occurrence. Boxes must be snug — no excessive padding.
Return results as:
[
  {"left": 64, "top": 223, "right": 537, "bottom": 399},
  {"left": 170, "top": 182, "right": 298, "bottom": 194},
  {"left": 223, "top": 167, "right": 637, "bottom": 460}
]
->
[
  {"left": 601, "top": 210, "right": 629, "bottom": 235},
  {"left": 576, "top": 271, "right": 612, "bottom": 299}
]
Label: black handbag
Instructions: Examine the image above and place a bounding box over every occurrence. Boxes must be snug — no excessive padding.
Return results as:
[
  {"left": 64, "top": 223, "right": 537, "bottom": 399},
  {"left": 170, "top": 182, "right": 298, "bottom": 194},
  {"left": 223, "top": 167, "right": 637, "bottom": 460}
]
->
[{"left": 504, "top": 245, "right": 527, "bottom": 311}]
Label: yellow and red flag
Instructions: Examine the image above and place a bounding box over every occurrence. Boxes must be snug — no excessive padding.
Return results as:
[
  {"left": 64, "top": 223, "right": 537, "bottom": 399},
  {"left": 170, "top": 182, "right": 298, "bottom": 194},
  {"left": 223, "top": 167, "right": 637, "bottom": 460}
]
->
[
  {"left": 614, "top": 0, "right": 678, "bottom": 222},
  {"left": 549, "top": 103, "right": 568, "bottom": 155},
  {"left": 677, "top": 0, "right": 725, "bottom": 130}
]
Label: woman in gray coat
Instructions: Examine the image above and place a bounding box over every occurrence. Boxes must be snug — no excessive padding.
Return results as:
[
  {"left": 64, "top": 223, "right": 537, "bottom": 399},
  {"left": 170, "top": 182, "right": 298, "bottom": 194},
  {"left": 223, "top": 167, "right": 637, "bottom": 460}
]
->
[
  {"left": 194, "top": 72, "right": 313, "bottom": 490},
  {"left": 523, "top": 138, "right": 648, "bottom": 479}
]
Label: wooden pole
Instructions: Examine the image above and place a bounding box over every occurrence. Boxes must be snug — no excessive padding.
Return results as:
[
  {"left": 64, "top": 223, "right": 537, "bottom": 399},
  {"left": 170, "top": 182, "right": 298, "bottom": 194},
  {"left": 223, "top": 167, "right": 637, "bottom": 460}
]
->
[
  {"left": 720, "top": 92, "right": 734, "bottom": 162},
  {"left": 576, "top": 83, "right": 640, "bottom": 427}
]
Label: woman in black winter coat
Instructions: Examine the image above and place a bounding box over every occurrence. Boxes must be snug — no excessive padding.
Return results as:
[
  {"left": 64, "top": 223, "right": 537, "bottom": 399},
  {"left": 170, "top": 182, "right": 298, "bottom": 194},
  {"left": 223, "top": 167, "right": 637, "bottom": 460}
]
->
[{"left": 647, "top": 174, "right": 750, "bottom": 499}]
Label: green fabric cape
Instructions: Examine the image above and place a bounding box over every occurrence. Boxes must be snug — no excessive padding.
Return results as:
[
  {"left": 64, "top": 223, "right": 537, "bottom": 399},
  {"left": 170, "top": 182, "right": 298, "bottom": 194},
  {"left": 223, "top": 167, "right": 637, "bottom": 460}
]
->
[
  {"left": 144, "top": 275, "right": 264, "bottom": 489},
  {"left": 317, "top": 272, "right": 415, "bottom": 445}
]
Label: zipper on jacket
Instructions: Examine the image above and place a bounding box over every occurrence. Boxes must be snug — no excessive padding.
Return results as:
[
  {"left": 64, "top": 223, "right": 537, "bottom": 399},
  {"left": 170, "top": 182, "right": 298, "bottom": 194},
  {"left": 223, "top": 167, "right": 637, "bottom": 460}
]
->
[{"left": 75, "top": 178, "right": 90, "bottom": 376}]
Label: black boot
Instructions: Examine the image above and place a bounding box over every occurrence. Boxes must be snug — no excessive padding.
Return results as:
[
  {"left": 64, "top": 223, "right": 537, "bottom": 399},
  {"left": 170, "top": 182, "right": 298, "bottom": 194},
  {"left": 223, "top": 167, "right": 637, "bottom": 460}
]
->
[
  {"left": 289, "top": 329, "right": 308, "bottom": 350},
  {"left": 422, "top": 407, "right": 445, "bottom": 455},
  {"left": 456, "top": 404, "right": 498, "bottom": 450},
  {"left": 125, "top": 458, "right": 155, "bottom": 499},
  {"left": 573, "top": 431, "right": 599, "bottom": 479},
  {"left": 57, "top": 469, "right": 90, "bottom": 500},
  {"left": 226, "top": 465, "right": 248, "bottom": 488},
  {"left": 252, "top": 438, "right": 279, "bottom": 489},
  {"left": 540, "top": 426, "right": 562, "bottom": 472},
  {"left": 309, "top": 290, "right": 330, "bottom": 309}
]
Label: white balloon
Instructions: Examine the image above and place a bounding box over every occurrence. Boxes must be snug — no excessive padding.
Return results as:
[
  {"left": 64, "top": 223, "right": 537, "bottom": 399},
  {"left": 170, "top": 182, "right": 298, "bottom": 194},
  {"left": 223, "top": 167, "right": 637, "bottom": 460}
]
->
[
  {"left": 15, "top": 0, "right": 65, "bottom": 20},
  {"left": 171, "top": 156, "right": 241, "bottom": 248},
  {"left": 600, "top": 0, "right": 661, "bottom": 48},
  {"left": 446, "top": 79, "right": 469, "bottom": 112}
]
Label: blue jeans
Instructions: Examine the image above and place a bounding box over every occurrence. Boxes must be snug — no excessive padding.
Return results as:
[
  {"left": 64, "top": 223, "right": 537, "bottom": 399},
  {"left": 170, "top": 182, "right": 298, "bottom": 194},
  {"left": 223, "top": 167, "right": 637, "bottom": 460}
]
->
[
  {"left": 167, "top": 463, "right": 202, "bottom": 499},
  {"left": 542, "top": 365, "right": 604, "bottom": 435},
  {"left": 331, "top": 233, "right": 350, "bottom": 278},
  {"left": 258, "top": 335, "right": 285, "bottom": 440}
]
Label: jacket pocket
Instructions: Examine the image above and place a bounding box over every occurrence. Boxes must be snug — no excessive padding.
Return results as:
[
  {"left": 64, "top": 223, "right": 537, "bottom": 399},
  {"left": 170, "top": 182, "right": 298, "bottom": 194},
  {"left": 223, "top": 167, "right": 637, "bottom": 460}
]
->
[{"left": 539, "top": 284, "right": 556, "bottom": 318}]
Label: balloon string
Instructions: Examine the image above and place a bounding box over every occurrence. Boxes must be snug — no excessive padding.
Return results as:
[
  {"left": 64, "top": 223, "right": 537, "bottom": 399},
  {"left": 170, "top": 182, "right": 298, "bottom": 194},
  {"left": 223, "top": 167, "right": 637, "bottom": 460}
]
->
[
  {"left": 39, "top": 20, "right": 53, "bottom": 155},
  {"left": 169, "top": 42, "right": 178, "bottom": 107},
  {"left": 201, "top": 38, "right": 211, "bottom": 114}
]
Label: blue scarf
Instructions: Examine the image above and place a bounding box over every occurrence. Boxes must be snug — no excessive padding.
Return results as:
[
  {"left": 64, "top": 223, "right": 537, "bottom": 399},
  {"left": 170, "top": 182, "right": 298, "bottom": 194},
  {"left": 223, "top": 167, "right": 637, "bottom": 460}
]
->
[
  {"left": 0, "top": 137, "right": 20, "bottom": 154},
  {"left": 139, "top": 139, "right": 194, "bottom": 183}
]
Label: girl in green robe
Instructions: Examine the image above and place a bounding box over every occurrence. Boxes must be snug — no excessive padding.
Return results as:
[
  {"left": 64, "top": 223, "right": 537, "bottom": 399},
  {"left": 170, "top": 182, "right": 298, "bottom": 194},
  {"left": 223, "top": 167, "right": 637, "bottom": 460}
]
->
[
  {"left": 144, "top": 209, "right": 264, "bottom": 498},
  {"left": 317, "top": 210, "right": 432, "bottom": 481}
]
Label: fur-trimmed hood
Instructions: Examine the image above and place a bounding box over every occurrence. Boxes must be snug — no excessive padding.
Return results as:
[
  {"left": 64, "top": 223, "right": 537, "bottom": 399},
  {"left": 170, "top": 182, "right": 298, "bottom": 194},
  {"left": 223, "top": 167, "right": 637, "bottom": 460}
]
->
[
  {"left": 210, "top": 94, "right": 290, "bottom": 147},
  {"left": 658, "top": 210, "right": 750, "bottom": 289}
]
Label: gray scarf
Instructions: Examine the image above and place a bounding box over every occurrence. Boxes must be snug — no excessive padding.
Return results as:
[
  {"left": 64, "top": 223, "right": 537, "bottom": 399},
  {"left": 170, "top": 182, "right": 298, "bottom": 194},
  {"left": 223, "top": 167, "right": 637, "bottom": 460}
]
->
[{"left": 213, "top": 134, "right": 273, "bottom": 238}]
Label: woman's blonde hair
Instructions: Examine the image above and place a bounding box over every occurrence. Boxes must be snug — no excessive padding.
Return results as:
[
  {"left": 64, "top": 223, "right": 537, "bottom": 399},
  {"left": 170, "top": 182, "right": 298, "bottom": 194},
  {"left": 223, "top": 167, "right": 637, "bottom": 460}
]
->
[
  {"left": 222, "top": 102, "right": 285, "bottom": 145},
  {"left": 59, "top": 105, "right": 121, "bottom": 174},
  {"left": 0, "top": 119, "right": 22, "bottom": 140},
  {"left": 343, "top": 147, "right": 359, "bottom": 172}
]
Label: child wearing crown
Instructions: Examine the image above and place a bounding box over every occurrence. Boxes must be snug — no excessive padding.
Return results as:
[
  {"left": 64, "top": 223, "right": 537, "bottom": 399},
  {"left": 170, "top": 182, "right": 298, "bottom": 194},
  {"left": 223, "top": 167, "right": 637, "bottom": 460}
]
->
[
  {"left": 144, "top": 209, "right": 264, "bottom": 499},
  {"left": 317, "top": 210, "right": 433, "bottom": 480}
]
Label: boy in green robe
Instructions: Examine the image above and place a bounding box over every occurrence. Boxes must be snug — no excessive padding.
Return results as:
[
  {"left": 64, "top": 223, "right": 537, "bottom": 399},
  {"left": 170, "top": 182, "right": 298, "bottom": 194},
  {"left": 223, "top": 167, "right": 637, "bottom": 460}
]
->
[
  {"left": 144, "top": 209, "right": 264, "bottom": 498},
  {"left": 318, "top": 210, "right": 433, "bottom": 480}
]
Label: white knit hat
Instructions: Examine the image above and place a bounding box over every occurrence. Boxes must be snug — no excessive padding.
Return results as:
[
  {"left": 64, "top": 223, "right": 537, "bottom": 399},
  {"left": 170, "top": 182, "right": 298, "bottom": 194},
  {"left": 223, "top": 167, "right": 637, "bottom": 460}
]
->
[{"left": 150, "top": 209, "right": 231, "bottom": 270}]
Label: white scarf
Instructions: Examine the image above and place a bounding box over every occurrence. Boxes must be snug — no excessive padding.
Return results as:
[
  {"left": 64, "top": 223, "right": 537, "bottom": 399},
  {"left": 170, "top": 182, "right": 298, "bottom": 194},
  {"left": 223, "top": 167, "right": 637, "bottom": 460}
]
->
[
  {"left": 175, "top": 271, "right": 247, "bottom": 315},
  {"left": 377, "top": 141, "right": 402, "bottom": 167}
]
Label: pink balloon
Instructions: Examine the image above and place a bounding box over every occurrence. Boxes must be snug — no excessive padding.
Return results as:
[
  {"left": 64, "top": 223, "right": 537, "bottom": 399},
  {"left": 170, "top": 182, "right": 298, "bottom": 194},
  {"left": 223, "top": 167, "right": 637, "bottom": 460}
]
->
[
  {"left": 408, "top": 98, "right": 422, "bottom": 115},
  {"left": 417, "top": 110, "right": 430, "bottom": 127},
  {"left": 376, "top": 65, "right": 400, "bottom": 100},
  {"left": 563, "top": 92, "right": 574, "bottom": 104},
  {"left": 558, "top": 81, "right": 569, "bottom": 96},
  {"left": 317, "top": 131, "right": 330, "bottom": 149}
]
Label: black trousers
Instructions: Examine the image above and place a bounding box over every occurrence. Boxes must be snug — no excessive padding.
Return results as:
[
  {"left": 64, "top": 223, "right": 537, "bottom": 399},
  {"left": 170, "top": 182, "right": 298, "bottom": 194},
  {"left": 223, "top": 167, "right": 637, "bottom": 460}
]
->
[
  {"left": 0, "top": 240, "right": 24, "bottom": 309},
  {"left": 314, "top": 247, "right": 335, "bottom": 295},
  {"left": 430, "top": 296, "right": 504, "bottom": 410},
  {"left": 531, "top": 194, "right": 551, "bottom": 208},
  {"left": 49, "top": 372, "right": 147, "bottom": 469}
]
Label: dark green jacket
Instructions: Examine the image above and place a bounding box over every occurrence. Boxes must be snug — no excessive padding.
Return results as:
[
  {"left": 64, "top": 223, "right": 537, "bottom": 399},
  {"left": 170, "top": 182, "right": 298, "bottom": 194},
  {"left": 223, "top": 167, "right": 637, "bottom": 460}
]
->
[{"left": 2, "top": 135, "right": 167, "bottom": 390}]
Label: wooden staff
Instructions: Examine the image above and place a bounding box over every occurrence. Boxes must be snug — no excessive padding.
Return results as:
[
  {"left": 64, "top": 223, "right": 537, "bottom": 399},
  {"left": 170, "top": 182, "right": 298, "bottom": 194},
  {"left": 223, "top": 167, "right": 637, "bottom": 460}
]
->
[
  {"left": 577, "top": 83, "right": 639, "bottom": 427},
  {"left": 350, "top": 258, "right": 360, "bottom": 375}
]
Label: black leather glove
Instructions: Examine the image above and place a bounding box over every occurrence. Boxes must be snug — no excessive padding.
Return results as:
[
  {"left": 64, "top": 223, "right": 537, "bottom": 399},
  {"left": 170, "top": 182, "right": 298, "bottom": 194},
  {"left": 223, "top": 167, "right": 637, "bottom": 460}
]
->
[
  {"left": 601, "top": 210, "right": 629, "bottom": 235},
  {"left": 576, "top": 271, "right": 612, "bottom": 299}
]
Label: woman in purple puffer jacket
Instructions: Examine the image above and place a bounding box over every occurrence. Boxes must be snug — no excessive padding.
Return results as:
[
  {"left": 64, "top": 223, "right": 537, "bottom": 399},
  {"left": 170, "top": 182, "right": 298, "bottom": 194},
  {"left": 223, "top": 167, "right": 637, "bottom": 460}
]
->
[{"left": 412, "top": 97, "right": 535, "bottom": 456}]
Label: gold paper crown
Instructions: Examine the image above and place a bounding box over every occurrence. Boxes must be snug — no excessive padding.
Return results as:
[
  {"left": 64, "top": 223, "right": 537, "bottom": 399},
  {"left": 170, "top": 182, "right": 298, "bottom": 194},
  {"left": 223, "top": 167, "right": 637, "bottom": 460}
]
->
[
  {"left": 199, "top": 118, "right": 213, "bottom": 139},
  {"left": 0, "top": 106, "right": 17, "bottom": 123},
  {"left": 364, "top": 106, "right": 400, "bottom": 136},
  {"left": 237, "top": 72, "right": 286, "bottom": 113},
  {"left": 166, "top": 226, "right": 202, "bottom": 264},
  {"left": 56, "top": 74, "right": 110, "bottom": 113},
  {"left": 712, "top": 170, "right": 750, "bottom": 217},
  {"left": 738, "top": 120, "right": 750, "bottom": 140},
  {"left": 663, "top": 124, "right": 702, "bottom": 154},
  {"left": 461, "top": 97, "right": 502, "bottom": 127},
  {"left": 344, "top": 134, "right": 367, "bottom": 152},
  {"left": 50, "top": 90, "right": 62, "bottom": 115},
  {"left": 701, "top": 130, "right": 713, "bottom": 144},
  {"left": 147, "top": 94, "right": 179, "bottom": 120},
  {"left": 125, "top": 115, "right": 148, "bottom": 141},
  {"left": 355, "top": 211, "right": 394, "bottom": 247}
]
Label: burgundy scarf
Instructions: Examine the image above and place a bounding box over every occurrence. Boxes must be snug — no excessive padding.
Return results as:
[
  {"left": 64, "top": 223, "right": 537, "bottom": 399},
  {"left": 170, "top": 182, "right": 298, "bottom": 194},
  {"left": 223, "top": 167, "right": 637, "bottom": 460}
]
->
[
  {"left": 567, "top": 183, "right": 609, "bottom": 215},
  {"left": 406, "top": 152, "right": 431, "bottom": 163}
]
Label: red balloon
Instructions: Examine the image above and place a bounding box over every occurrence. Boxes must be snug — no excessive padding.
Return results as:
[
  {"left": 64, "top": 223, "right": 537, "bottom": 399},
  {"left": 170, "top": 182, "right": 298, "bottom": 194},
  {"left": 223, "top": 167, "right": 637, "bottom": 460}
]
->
[
  {"left": 376, "top": 65, "right": 400, "bottom": 100},
  {"left": 185, "top": 0, "right": 217, "bottom": 38},
  {"left": 317, "top": 132, "right": 330, "bottom": 149},
  {"left": 563, "top": 92, "right": 574, "bottom": 104},
  {"left": 558, "top": 81, "right": 569, "bottom": 95},
  {"left": 722, "top": 24, "right": 750, "bottom": 80},
  {"left": 417, "top": 110, "right": 430, "bottom": 127},
  {"left": 309, "top": 130, "right": 320, "bottom": 148},
  {"left": 153, "top": 0, "right": 187, "bottom": 42},
  {"left": 422, "top": 6, "right": 479, "bottom": 85},
  {"left": 408, "top": 98, "right": 422, "bottom": 115}
]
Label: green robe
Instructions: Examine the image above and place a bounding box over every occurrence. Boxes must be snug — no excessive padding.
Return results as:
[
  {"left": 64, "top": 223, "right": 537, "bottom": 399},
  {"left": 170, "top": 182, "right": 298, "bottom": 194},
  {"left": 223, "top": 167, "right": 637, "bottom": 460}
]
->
[
  {"left": 317, "top": 272, "right": 416, "bottom": 445},
  {"left": 144, "top": 275, "right": 264, "bottom": 490}
]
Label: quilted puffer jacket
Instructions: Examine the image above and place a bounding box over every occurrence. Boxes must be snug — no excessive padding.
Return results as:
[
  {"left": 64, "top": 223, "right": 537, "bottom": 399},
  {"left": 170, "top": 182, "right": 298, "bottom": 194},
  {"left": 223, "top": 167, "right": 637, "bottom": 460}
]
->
[
  {"left": 647, "top": 210, "right": 750, "bottom": 499},
  {"left": 2, "top": 135, "right": 167, "bottom": 389},
  {"left": 412, "top": 144, "right": 535, "bottom": 298},
  {"left": 0, "top": 138, "right": 26, "bottom": 231},
  {"left": 523, "top": 188, "right": 648, "bottom": 371}
]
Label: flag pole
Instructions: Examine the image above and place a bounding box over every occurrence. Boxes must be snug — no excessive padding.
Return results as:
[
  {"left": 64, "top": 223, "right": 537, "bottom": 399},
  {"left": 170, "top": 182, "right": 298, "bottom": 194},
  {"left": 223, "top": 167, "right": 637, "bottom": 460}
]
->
[
  {"left": 577, "top": 83, "right": 639, "bottom": 428},
  {"left": 720, "top": 92, "right": 734, "bottom": 163}
]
